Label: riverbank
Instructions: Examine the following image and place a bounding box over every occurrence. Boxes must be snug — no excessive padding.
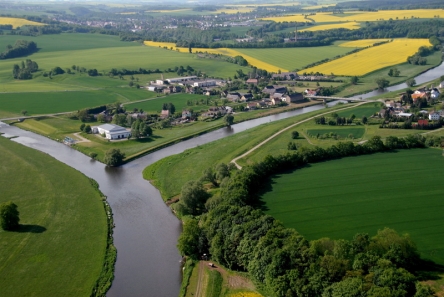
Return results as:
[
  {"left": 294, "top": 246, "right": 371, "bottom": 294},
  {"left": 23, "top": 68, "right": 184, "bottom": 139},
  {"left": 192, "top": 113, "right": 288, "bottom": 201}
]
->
[{"left": 0, "top": 136, "right": 109, "bottom": 296}]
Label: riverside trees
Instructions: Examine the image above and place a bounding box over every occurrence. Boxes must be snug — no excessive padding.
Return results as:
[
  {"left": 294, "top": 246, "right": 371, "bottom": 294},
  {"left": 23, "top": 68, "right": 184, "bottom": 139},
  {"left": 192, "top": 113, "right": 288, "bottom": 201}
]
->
[{"left": 177, "top": 136, "right": 434, "bottom": 296}]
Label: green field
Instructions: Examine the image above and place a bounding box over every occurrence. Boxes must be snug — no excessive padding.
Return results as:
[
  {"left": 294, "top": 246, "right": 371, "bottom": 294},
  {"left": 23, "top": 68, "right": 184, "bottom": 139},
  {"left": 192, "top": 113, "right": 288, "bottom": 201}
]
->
[
  {"left": 0, "top": 137, "right": 107, "bottom": 296},
  {"left": 335, "top": 103, "right": 381, "bottom": 118},
  {"left": 125, "top": 93, "right": 217, "bottom": 113},
  {"left": 260, "top": 148, "right": 444, "bottom": 264},
  {"left": 0, "top": 87, "right": 160, "bottom": 118},
  {"left": 0, "top": 33, "right": 250, "bottom": 84},
  {"left": 306, "top": 126, "right": 365, "bottom": 139},
  {"left": 235, "top": 46, "right": 351, "bottom": 71}
]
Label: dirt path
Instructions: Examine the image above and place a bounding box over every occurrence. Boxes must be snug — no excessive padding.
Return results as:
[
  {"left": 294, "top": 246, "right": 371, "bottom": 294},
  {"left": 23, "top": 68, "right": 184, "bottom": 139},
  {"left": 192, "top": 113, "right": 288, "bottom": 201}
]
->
[
  {"left": 231, "top": 102, "right": 369, "bottom": 169},
  {"left": 195, "top": 261, "right": 205, "bottom": 297},
  {"left": 72, "top": 132, "right": 91, "bottom": 143}
]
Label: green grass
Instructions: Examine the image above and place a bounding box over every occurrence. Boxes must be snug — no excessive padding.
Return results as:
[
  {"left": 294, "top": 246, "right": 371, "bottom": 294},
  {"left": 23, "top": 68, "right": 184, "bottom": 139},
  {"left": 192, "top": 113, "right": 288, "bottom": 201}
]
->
[
  {"left": 0, "top": 137, "right": 108, "bottom": 296},
  {"left": 124, "top": 93, "right": 217, "bottom": 113},
  {"left": 235, "top": 46, "right": 351, "bottom": 71},
  {"left": 0, "top": 87, "right": 159, "bottom": 117},
  {"left": 205, "top": 269, "right": 223, "bottom": 297},
  {"left": 260, "top": 148, "right": 444, "bottom": 265},
  {"left": 335, "top": 103, "right": 381, "bottom": 118},
  {"left": 306, "top": 126, "right": 365, "bottom": 139}
]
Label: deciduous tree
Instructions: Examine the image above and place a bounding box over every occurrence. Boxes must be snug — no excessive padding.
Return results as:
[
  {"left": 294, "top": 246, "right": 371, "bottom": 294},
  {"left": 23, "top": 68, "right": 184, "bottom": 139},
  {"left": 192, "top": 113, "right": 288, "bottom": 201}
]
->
[{"left": 0, "top": 201, "right": 20, "bottom": 231}]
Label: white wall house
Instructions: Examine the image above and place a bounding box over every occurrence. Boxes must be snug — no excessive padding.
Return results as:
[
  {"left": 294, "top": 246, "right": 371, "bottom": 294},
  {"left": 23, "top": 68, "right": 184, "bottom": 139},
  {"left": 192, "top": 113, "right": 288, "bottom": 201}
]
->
[
  {"left": 93, "top": 124, "right": 131, "bottom": 140},
  {"left": 429, "top": 112, "right": 440, "bottom": 121}
]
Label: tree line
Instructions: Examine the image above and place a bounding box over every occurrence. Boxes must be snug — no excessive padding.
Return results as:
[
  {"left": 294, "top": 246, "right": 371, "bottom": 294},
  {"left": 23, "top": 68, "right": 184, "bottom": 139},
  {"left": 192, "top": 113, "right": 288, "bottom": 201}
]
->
[
  {"left": 177, "top": 135, "right": 437, "bottom": 297},
  {"left": 0, "top": 39, "right": 37, "bottom": 59}
]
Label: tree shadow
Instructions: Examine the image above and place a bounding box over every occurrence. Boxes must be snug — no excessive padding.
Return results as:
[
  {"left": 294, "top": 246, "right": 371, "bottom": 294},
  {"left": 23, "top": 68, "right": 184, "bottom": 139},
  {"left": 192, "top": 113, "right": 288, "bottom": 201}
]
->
[
  {"left": 415, "top": 258, "right": 444, "bottom": 281},
  {"left": 16, "top": 224, "right": 47, "bottom": 233},
  {"left": 255, "top": 164, "right": 312, "bottom": 212}
]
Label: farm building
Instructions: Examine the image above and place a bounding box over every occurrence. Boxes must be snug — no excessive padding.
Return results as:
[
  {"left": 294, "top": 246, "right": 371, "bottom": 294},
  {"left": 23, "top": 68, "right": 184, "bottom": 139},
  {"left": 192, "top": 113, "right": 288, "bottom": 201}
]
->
[{"left": 93, "top": 124, "right": 131, "bottom": 140}]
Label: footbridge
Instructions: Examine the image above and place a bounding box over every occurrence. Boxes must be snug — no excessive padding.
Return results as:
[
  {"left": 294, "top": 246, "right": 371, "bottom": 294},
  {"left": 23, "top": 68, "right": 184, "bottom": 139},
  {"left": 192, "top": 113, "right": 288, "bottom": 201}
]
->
[{"left": 306, "top": 95, "right": 367, "bottom": 102}]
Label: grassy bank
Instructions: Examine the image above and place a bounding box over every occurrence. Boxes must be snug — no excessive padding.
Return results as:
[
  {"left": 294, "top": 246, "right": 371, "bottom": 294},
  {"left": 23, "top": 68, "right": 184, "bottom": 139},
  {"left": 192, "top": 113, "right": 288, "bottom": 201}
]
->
[
  {"left": 260, "top": 148, "right": 444, "bottom": 265},
  {"left": 0, "top": 137, "right": 109, "bottom": 296}
]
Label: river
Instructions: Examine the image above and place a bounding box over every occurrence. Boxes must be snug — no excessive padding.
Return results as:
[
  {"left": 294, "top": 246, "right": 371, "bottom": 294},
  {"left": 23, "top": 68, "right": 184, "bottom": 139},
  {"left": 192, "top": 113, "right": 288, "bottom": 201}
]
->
[{"left": 0, "top": 61, "right": 443, "bottom": 297}]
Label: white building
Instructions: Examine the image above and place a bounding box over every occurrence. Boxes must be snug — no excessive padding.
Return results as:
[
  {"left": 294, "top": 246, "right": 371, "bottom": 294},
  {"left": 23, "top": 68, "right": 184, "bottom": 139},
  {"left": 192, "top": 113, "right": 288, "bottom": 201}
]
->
[
  {"left": 429, "top": 112, "right": 440, "bottom": 121},
  {"left": 166, "top": 76, "right": 198, "bottom": 84},
  {"left": 93, "top": 124, "right": 131, "bottom": 140},
  {"left": 193, "top": 80, "right": 216, "bottom": 87}
]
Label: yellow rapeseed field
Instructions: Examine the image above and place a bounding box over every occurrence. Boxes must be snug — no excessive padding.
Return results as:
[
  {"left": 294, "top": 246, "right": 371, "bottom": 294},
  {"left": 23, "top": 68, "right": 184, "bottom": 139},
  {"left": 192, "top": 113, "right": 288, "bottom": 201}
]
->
[
  {"left": 262, "top": 9, "right": 444, "bottom": 23},
  {"left": 143, "top": 41, "right": 287, "bottom": 72},
  {"left": 299, "top": 21, "right": 360, "bottom": 32},
  {"left": 228, "top": 292, "right": 263, "bottom": 297},
  {"left": 339, "top": 39, "right": 390, "bottom": 48},
  {"left": 302, "top": 38, "right": 431, "bottom": 76},
  {"left": 0, "top": 17, "right": 44, "bottom": 29}
]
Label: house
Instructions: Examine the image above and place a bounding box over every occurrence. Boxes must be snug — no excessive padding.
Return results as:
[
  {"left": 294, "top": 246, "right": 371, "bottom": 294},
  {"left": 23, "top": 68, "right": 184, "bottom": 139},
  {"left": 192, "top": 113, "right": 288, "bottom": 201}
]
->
[
  {"left": 262, "top": 85, "right": 287, "bottom": 95},
  {"left": 93, "top": 124, "right": 131, "bottom": 140},
  {"left": 193, "top": 80, "right": 216, "bottom": 88},
  {"left": 247, "top": 102, "right": 257, "bottom": 110},
  {"left": 272, "top": 97, "right": 282, "bottom": 105},
  {"left": 257, "top": 101, "right": 267, "bottom": 108},
  {"left": 163, "top": 85, "right": 182, "bottom": 94},
  {"left": 160, "top": 110, "right": 170, "bottom": 119},
  {"left": 429, "top": 112, "right": 440, "bottom": 121},
  {"left": 397, "top": 112, "right": 413, "bottom": 118},
  {"left": 271, "top": 92, "right": 283, "bottom": 99},
  {"left": 282, "top": 93, "right": 305, "bottom": 103},
  {"left": 305, "top": 89, "right": 317, "bottom": 96},
  {"left": 439, "top": 81, "right": 444, "bottom": 89},
  {"left": 241, "top": 93, "right": 253, "bottom": 101},
  {"left": 227, "top": 92, "right": 241, "bottom": 102},
  {"left": 202, "top": 106, "right": 227, "bottom": 118},
  {"left": 271, "top": 72, "right": 298, "bottom": 80},
  {"left": 246, "top": 78, "right": 258, "bottom": 85},
  {"left": 182, "top": 110, "right": 192, "bottom": 119},
  {"left": 147, "top": 86, "right": 158, "bottom": 92},
  {"left": 430, "top": 88, "right": 440, "bottom": 99}
]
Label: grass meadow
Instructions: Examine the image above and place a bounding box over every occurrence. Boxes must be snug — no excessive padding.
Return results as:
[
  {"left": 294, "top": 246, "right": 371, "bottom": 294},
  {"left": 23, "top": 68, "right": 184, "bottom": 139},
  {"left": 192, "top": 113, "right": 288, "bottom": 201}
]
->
[
  {"left": 306, "top": 126, "right": 365, "bottom": 139},
  {"left": 0, "top": 87, "right": 159, "bottom": 117},
  {"left": 0, "top": 137, "right": 107, "bottom": 296},
  {"left": 124, "top": 93, "right": 217, "bottom": 113},
  {"left": 260, "top": 148, "right": 444, "bottom": 265}
]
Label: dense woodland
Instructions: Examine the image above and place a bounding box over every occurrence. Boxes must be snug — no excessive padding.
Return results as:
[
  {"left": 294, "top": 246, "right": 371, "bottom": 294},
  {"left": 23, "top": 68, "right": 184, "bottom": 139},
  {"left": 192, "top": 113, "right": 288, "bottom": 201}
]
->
[{"left": 177, "top": 135, "right": 442, "bottom": 296}]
